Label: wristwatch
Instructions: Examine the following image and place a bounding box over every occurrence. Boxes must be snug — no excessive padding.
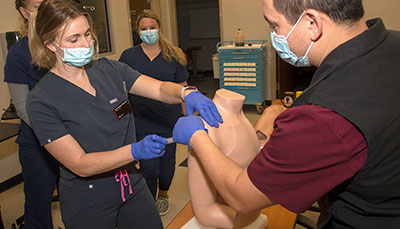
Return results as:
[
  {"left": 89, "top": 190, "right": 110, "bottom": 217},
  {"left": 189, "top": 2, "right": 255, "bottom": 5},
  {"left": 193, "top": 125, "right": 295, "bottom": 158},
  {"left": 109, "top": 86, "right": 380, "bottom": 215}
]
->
[{"left": 181, "top": 86, "right": 198, "bottom": 100}]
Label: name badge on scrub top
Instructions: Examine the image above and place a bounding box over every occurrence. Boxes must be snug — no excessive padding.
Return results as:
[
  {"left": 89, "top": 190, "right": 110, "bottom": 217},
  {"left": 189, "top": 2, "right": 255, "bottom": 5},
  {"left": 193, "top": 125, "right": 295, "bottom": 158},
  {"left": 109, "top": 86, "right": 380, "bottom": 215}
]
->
[{"left": 113, "top": 99, "right": 131, "bottom": 120}]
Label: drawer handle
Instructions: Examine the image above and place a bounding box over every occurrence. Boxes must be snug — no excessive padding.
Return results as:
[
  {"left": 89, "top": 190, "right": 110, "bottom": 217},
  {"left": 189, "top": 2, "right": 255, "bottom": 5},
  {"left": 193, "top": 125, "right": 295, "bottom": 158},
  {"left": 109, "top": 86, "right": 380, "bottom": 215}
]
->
[{"left": 232, "top": 57, "right": 245, "bottom": 60}]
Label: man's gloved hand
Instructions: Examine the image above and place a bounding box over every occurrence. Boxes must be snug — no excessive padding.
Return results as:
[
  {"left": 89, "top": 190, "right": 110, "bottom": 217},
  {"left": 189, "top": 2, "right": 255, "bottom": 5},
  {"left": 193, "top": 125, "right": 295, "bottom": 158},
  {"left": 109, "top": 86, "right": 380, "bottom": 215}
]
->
[
  {"left": 185, "top": 91, "right": 223, "bottom": 127},
  {"left": 131, "top": 134, "right": 167, "bottom": 160},
  {"left": 173, "top": 115, "right": 207, "bottom": 148}
]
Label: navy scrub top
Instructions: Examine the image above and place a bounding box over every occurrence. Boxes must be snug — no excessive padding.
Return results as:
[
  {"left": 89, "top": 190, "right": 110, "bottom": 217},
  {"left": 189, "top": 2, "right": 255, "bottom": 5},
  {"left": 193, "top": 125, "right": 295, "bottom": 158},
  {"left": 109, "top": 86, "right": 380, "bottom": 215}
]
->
[
  {"left": 119, "top": 45, "right": 189, "bottom": 136},
  {"left": 4, "top": 36, "right": 48, "bottom": 146},
  {"left": 27, "top": 58, "right": 140, "bottom": 180}
]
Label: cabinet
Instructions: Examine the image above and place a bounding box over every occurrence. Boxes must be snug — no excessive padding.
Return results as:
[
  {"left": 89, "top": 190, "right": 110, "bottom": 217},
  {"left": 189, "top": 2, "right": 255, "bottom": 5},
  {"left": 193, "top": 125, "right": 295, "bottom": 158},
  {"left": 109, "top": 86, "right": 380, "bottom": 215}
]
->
[{"left": 217, "top": 40, "right": 274, "bottom": 112}]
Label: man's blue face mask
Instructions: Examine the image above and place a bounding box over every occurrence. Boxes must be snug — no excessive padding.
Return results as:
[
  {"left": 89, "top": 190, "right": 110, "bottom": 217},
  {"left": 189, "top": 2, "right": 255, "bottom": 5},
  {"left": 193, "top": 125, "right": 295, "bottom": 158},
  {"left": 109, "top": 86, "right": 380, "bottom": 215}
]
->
[
  {"left": 54, "top": 42, "right": 94, "bottom": 67},
  {"left": 270, "top": 12, "right": 314, "bottom": 67},
  {"left": 140, "top": 29, "right": 159, "bottom": 45}
]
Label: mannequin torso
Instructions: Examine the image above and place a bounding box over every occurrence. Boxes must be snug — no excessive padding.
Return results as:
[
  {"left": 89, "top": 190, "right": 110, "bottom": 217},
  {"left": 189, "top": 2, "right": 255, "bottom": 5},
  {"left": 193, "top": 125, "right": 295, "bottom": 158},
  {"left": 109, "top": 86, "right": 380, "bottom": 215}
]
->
[{"left": 188, "top": 89, "right": 267, "bottom": 228}]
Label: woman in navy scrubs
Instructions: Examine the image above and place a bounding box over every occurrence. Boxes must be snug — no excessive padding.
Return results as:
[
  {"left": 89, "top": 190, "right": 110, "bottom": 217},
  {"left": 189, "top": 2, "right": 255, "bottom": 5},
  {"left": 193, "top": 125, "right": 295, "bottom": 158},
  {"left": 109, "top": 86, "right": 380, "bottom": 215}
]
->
[
  {"left": 26, "top": 0, "right": 222, "bottom": 228},
  {"left": 4, "top": 0, "right": 59, "bottom": 228},
  {"left": 119, "top": 9, "right": 188, "bottom": 215}
]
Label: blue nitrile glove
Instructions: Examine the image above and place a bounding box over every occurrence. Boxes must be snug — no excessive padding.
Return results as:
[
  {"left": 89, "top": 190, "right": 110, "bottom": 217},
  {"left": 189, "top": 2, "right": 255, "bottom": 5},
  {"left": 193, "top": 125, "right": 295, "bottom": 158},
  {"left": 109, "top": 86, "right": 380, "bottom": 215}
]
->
[
  {"left": 131, "top": 134, "right": 167, "bottom": 160},
  {"left": 173, "top": 115, "right": 208, "bottom": 148},
  {"left": 185, "top": 91, "right": 223, "bottom": 127}
]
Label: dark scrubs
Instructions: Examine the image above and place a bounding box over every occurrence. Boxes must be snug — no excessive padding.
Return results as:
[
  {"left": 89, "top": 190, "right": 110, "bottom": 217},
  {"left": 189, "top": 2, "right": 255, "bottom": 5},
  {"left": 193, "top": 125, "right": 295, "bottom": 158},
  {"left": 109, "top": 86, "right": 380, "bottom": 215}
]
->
[
  {"left": 119, "top": 45, "right": 189, "bottom": 198},
  {"left": 26, "top": 58, "right": 162, "bottom": 229},
  {"left": 4, "top": 36, "right": 59, "bottom": 229}
]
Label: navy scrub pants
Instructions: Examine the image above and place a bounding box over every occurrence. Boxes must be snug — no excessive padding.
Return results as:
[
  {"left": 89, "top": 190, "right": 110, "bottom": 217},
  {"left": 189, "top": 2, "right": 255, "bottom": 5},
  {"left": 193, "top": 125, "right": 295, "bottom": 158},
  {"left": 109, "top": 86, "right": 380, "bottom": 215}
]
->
[
  {"left": 19, "top": 143, "right": 59, "bottom": 229},
  {"left": 59, "top": 167, "right": 162, "bottom": 229},
  {"left": 138, "top": 133, "right": 176, "bottom": 199}
]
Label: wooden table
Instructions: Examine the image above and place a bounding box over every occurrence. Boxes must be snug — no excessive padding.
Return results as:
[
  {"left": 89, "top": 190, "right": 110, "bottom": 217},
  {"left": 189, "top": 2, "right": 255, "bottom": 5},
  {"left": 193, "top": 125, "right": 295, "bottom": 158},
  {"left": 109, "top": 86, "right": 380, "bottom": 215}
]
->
[
  {"left": 0, "top": 123, "right": 19, "bottom": 143},
  {"left": 167, "top": 201, "right": 296, "bottom": 229}
]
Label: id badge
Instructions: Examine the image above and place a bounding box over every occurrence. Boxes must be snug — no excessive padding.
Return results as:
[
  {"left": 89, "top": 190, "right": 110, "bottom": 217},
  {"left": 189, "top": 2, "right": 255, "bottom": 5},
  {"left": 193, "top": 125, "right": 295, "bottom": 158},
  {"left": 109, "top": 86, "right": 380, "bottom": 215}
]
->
[{"left": 113, "top": 99, "right": 131, "bottom": 120}]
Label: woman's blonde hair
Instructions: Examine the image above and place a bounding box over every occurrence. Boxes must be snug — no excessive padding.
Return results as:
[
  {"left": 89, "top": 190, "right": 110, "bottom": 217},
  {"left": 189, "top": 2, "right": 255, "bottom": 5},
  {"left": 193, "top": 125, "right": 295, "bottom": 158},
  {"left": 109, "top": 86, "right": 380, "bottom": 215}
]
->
[
  {"left": 136, "top": 9, "right": 187, "bottom": 66},
  {"left": 15, "top": 0, "right": 28, "bottom": 37},
  {"left": 29, "top": 0, "right": 98, "bottom": 69}
]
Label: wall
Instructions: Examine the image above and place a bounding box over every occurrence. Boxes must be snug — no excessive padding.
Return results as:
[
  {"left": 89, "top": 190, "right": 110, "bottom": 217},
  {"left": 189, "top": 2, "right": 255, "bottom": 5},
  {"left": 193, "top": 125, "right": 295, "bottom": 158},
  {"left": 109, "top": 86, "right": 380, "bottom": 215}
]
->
[
  {"left": 219, "top": 0, "right": 269, "bottom": 42},
  {"left": 0, "top": 1, "right": 19, "bottom": 112},
  {"left": 177, "top": 1, "right": 220, "bottom": 71},
  {"left": 363, "top": 0, "right": 400, "bottom": 30},
  {"left": 151, "top": 0, "right": 178, "bottom": 45}
]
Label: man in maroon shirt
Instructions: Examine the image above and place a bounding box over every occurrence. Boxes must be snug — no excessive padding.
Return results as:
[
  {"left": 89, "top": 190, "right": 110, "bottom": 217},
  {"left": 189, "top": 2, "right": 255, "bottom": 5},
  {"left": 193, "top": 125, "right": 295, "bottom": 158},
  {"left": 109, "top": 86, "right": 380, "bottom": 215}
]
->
[{"left": 173, "top": 0, "right": 400, "bottom": 228}]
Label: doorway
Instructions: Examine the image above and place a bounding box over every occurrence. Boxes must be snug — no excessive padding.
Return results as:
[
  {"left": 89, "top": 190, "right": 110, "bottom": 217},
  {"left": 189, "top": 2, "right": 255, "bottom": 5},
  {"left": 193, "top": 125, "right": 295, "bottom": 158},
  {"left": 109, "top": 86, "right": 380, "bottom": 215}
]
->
[
  {"left": 176, "top": 0, "right": 220, "bottom": 78},
  {"left": 76, "top": 0, "right": 112, "bottom": 53},
  {"left": 129, "top": 0, "right": 150, "bottom": 46}
]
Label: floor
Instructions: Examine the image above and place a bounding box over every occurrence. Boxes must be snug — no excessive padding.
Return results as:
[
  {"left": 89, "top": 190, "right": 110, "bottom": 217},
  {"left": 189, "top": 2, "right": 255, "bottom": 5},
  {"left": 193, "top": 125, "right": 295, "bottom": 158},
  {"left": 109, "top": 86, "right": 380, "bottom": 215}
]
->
[{"left": 0, "top": 74, "right": 319, "bottom": 228}]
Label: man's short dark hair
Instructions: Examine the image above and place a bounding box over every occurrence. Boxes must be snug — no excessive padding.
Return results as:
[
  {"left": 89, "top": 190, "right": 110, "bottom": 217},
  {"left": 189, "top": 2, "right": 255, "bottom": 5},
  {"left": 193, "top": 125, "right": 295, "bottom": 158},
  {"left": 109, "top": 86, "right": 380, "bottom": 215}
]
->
[
  {"left": 15, "top": 0, "right": 25, "bottom": 10},
  {"left": 273, "top": 0, "right": 364, "bottom": 25}
]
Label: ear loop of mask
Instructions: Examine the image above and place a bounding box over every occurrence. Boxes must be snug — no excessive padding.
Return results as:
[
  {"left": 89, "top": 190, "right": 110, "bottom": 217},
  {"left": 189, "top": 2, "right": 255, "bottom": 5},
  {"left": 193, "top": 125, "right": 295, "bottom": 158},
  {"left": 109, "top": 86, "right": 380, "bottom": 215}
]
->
[
  {"left": 52, "top": 42, "right": 65, "bottom": 59},
  {"left": 285, "top": 11, "right": 306, "bottom": 39},
  {"left": 286, "top": 11, "right": 314, "bottom": 61},
  {"left": 22, "top": 7, "right": 33, "bottom": 18},
  {"left": 303, "top": 40, "right": 314, "bottom": 58}
]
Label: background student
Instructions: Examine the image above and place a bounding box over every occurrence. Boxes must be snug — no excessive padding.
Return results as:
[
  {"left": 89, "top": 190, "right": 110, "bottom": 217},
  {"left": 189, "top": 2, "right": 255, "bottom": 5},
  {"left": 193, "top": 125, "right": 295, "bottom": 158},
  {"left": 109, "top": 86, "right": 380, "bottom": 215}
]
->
[
  {"left": 4, "top": 0, "right": 59, "bottom": 228},
  {"left": 119, "top": 9, "right": 188, "bottom": 216}
]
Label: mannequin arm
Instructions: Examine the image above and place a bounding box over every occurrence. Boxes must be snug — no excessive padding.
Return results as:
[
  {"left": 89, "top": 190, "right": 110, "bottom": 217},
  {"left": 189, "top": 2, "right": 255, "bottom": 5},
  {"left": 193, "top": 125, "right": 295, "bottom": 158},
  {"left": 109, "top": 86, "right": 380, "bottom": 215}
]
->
[
  {"left": 189, "top": 149, "right": 236, "bottom": 227},
  {"left": 253, "top": 105, "right": 286, "bottom": 144},
  {"left": 189, "top": 147, "right": 261, "bottom": 228}
]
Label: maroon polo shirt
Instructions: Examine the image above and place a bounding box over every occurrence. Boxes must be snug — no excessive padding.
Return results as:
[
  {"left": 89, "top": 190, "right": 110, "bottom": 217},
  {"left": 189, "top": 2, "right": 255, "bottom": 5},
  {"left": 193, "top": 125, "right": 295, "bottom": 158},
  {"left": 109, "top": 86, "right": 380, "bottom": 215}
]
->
[{"left": 247, "top": 104, "right": 367, "bottom": 213}]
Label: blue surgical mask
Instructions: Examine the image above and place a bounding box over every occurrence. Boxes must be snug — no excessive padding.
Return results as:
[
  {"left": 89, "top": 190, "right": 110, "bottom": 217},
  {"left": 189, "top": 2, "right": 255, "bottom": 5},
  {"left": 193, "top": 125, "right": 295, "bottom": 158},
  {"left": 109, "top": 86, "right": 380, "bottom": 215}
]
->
[
  {"left": 140, "top": 29, "right": 159, "bottom": 45},
  {"left": 270, "top": 12, "right": 314, "bottom": 67},
  {"left": 54, "top": 42, "right": 94, "bottom": 67}
]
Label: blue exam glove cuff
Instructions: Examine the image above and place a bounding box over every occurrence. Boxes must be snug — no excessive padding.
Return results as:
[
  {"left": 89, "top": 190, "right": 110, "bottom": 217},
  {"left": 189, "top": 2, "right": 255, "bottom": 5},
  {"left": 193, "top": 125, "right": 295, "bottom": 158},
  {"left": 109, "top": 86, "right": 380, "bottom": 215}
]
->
[
  {"left": 184, "top": 90, "right": 201, "bottom": 103},
  {"left": 130, "top": 143, "right": 140, "bottom": 161}
]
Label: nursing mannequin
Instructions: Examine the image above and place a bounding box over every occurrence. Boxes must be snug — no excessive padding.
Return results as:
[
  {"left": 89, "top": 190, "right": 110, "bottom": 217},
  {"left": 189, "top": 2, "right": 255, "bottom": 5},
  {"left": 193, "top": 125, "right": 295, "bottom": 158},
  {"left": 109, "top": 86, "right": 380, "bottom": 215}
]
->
[{"left": 188, "top": 89, "right": 268, "bottom": 229}]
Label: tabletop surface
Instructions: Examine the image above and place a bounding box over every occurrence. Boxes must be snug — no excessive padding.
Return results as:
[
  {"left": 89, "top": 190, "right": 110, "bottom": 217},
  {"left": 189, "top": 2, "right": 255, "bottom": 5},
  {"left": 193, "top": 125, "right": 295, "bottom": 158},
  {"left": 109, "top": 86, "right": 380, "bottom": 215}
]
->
[
  {"left": 0, "top": 122, "right": 19, "bottom": 142},
  {"left": 167, "top": 201, "right": 296, "bottom": 229}
]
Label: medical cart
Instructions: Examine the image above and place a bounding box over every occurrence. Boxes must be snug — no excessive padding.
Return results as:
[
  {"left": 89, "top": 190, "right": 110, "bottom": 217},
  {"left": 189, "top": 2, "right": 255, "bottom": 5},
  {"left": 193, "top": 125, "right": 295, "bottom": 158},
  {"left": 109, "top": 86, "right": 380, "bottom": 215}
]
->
[{"left": 217, "top": 40, "right": 273, "bottom": 113}]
